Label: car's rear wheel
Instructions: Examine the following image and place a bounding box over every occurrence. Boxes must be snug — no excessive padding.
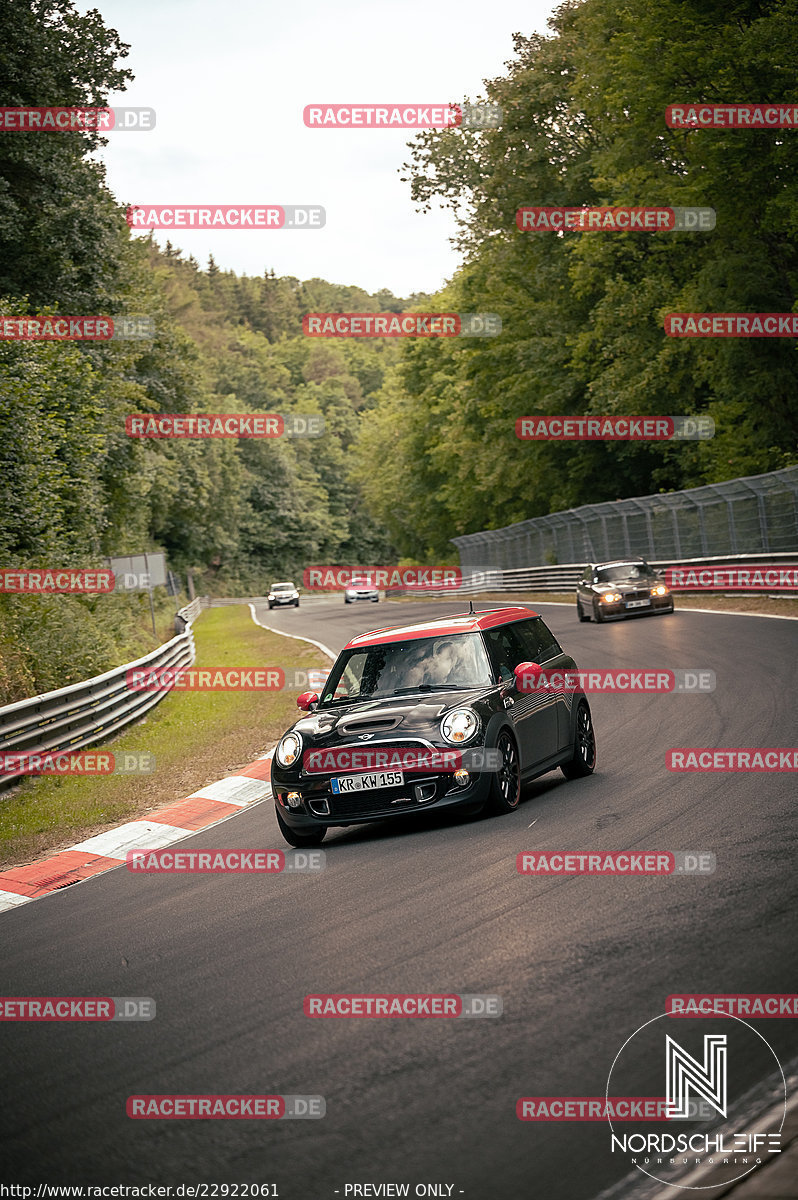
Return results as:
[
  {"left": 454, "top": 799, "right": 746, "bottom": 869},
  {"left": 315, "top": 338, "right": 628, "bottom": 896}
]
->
[
  {"left": 577, "top": 597, "right": 589, "bottom": 622},
  {"left": 487, "top": 730, "right": 521, "bottom": 814},
  {"left": 275, "top": 805, "right": 327, "bottom": 847},
  {"left": 561, "top": 699, "right": 596, "bottom": 778}
]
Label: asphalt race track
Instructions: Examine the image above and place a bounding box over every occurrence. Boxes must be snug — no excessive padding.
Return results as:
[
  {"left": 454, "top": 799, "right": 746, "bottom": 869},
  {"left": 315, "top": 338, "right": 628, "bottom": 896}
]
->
[{"left": 2, "top": 597, "right": 797, "bottom": 1199}]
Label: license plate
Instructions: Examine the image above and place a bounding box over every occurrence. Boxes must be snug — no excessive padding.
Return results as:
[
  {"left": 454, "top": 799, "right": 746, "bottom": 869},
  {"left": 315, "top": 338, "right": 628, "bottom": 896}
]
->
[
  {"left": 625, "top": 599, "right": 651, "bottom": 609},
  {"left": 330, "top": 771, "right": 404, "bottom": 793}
]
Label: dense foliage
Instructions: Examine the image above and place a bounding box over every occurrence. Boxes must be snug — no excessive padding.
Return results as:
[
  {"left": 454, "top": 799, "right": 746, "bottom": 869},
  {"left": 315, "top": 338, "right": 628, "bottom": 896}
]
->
[{"left": 358, "top": 0, "right": 798, "bottom": 556}]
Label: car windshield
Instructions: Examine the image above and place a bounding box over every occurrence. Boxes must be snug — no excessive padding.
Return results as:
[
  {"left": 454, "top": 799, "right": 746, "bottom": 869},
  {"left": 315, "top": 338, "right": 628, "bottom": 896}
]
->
[
  {"left": 318, "top": 633, "right": 494, "bottom": 706},
  {"left": 595, "top": 563, "right": 651, "bottom": 582},
  {"left": 272, "top": 583, "right": 295, "bottom": 591}
]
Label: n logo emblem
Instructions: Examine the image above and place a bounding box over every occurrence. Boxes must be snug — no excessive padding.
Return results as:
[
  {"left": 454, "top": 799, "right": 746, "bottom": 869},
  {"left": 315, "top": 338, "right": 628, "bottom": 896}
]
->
[{"left": 666, "top": 1034, "right": 727, "bottom": 1118}]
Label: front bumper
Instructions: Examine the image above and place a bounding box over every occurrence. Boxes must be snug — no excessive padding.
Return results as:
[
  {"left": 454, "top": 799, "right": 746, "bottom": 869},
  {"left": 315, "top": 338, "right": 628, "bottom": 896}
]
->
[
  {"left": 272, "top": 757, "right": 492, "bottom": 830},
  {"left": 596, "top": 593, "right": 673, "bottom": 617}
]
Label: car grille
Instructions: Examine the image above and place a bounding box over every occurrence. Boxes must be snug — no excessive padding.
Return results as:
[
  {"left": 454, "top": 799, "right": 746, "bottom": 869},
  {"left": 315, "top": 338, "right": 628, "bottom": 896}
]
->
[
  {"left": 327, "top": 781, "right": 438, "bottom": 819},
  {"left": 623, "top": 588, "right": 650, "bottom": 600}
]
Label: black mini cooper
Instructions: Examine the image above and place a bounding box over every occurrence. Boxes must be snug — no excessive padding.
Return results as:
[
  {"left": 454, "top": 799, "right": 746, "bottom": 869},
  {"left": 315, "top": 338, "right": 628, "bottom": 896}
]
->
[
  {"left": 576, "top": 558, "right": 674, "bottom": 623},
  {"left": 271, "top": 607, "right": 596, "bottom": 846}
]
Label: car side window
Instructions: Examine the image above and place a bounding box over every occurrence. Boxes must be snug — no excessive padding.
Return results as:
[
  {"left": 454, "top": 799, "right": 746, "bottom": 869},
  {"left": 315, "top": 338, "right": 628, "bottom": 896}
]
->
[
  {"left": 516, "top": 618, "right": 562, "bottom": 663},
  {"left": 483, "top": 626, "right": 528, "bottom": 684},
  {"left": 509, "top": 619, "right": 548, "bottom": 665}
]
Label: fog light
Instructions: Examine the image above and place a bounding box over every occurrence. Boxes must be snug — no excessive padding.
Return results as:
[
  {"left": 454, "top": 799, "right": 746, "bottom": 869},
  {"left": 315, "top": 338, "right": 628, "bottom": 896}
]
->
[
  {"left": 287, "top": 791, "right": 302, "bottom": 809},
  {"left": 454, "top": 769, "right": 470, "bottom": 787}
]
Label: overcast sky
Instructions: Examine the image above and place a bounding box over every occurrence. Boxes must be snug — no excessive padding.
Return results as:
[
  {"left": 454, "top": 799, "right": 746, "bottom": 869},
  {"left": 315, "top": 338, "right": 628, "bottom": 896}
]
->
[{"left": 79, "top": 0, "right": 557, "bottom": 297}]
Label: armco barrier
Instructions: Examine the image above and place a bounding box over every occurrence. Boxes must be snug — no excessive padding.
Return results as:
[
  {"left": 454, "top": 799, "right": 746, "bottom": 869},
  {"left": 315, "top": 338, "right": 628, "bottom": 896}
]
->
[
  {"left": 384, "top": 554, "right": 798, "bottom": 598},
  {"left": 0, "top": 597, "right": 208, "bottom": 790}
]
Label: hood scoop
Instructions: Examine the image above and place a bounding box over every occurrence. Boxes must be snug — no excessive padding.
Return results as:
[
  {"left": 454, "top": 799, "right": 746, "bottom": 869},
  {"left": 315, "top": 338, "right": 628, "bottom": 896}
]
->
[{"left": 338, "top": 715, "right": 403, "bottom": 736}]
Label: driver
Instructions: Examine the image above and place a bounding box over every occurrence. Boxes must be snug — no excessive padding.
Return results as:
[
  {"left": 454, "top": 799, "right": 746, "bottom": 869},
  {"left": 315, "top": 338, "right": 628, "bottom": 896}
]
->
[{"left": 431, "top": 639, "right": 471, "bottom": 685}]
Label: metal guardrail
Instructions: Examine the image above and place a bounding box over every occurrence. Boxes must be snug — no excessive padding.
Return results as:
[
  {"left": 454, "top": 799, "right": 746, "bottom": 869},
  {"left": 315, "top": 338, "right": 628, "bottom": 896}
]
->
[
  {"left": 385, "top": 554, "right": 798, "bottom": 598},
  {"left": 179, "top": 595, "right": 206, "bottom": 623},
  {"left": 0, "top": 597, "right": 208, "bottom": 790}
]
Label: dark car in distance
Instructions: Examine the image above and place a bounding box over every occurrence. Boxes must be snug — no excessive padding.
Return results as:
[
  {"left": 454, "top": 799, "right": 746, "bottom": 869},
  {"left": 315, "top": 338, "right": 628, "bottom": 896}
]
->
[
  {"left": 271, "top": 607, "right": 596, "bottom": 846},
  {"left": 576, "top": 558, "right": 674, "bottom": 623}
]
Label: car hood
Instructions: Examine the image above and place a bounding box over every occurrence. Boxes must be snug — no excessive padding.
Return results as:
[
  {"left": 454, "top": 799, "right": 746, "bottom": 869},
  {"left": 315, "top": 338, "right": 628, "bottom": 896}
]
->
[{"left": 291, "top": 688, "right": 493, "bottom": 741}]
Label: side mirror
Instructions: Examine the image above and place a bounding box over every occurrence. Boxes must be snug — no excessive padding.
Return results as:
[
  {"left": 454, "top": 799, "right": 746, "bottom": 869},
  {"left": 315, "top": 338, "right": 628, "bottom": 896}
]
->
[
  {"left": 296, "top": 691, "right": 319, "bottom": 711},
  {"left": 514, "top": 662, "right": 543, "bottom": 693}
]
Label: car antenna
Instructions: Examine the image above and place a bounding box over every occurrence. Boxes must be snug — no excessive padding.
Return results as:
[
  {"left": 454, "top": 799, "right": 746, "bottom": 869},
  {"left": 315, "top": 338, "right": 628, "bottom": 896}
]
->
[{"left": 468, "top": 600, "right": 475, "bottom": 614}]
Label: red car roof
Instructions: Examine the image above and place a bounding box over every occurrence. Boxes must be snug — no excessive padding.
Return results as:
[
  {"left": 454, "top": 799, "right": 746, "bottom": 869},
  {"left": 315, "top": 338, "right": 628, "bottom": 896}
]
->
[{"left": 345, "top": 607, "right": 540, "bottom": 649}]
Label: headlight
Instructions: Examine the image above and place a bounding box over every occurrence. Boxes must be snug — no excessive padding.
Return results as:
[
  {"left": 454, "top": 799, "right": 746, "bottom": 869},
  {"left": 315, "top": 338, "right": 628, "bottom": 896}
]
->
[
  {"left": 276, "top": 731, "right": 303, "bottom": 767},
  {"left": 441, "top": 708, "right": 479, "bottom": 744},
  {"left": 652, "top": 584, "right": 669, "bottom": 596},
  {"left": 601, "top": 591, "right": 621, "bottom": 603}
]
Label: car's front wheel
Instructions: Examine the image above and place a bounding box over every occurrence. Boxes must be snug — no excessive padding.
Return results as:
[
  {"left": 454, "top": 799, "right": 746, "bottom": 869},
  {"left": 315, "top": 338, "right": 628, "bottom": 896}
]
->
[
  {"left": 487, "top": 730, "right": 521, "bottom": 814},
  {"left": 593, "top": 600, "right": 606, "bottom": 623},
  {"left": 561, "top": 699, "right": 596, "bottom": 779},
  {"left": 577, "top": 597, "right": 589, "bottom": 622},
  {"left": 294, "top": 599, "right": 300, "bottom": 607},
  {"left": 275, "top": 805, "right": 327, "bottom": 847}
]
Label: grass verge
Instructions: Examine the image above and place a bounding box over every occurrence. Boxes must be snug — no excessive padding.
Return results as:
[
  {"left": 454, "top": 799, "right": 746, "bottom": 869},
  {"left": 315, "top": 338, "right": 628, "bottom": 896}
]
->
[{"left": 0, "top": 605, "right": 329, "bottom": 869}]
